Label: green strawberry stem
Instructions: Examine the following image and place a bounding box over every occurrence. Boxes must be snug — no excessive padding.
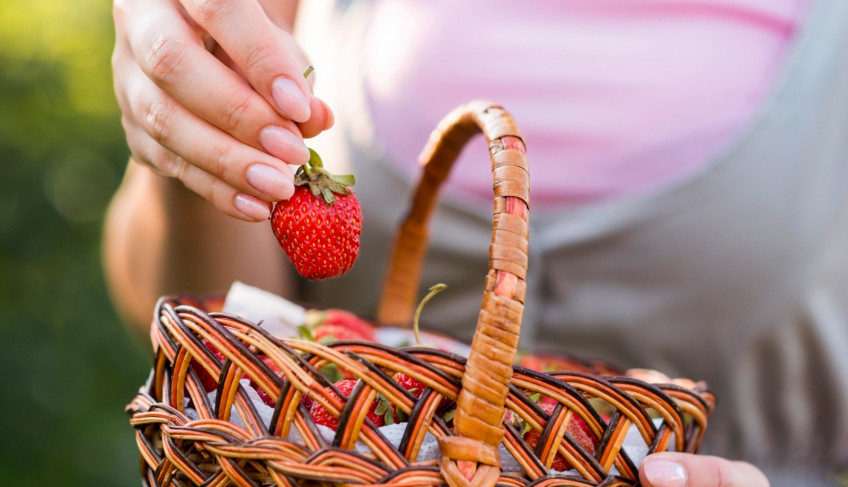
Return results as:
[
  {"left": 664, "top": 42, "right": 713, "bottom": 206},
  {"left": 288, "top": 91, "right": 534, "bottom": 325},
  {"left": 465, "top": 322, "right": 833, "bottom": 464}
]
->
[
  {"left": 413, "top": 283, "right": 447, "bottom": 346},
  {"left": 295, "top": 148, "right": 356, "bottom": 205}
]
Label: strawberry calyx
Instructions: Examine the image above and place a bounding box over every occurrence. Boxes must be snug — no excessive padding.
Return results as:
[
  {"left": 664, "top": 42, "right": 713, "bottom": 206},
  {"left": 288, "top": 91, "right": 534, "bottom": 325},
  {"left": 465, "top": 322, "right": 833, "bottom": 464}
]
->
[{"left": 295, "top": 149, "right": 356, "bottom": 205}]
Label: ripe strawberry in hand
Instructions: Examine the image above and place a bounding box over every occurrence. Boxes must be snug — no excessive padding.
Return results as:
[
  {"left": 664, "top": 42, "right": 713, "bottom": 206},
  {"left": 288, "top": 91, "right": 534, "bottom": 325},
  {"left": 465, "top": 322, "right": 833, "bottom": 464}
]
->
[{"left": 271, "top": 149, "right": 362, "bottom": 280}]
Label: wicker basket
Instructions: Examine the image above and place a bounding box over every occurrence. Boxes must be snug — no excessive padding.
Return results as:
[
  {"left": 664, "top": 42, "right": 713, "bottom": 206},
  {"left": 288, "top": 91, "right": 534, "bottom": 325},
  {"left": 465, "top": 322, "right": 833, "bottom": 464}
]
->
[{"left": 128, "top": 100, "right": 715, "bottom": 486}]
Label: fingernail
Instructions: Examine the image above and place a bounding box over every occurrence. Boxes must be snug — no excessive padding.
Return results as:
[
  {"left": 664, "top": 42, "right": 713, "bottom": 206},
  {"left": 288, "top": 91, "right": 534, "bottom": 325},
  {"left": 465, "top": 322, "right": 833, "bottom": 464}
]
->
[
  {"left": 246, "top": 164, "right": 293, "bottom": 200},
  {"left": 643, "top": 459, "right": 688, "bottom": 487},
  {"left": 259, "top": 126, "right": 310, "bottom": 165},
  {"left": 271, "top": 77, "right": 311, "bottom": 122},
  {"left": 234, "top": 193, "right": 271, "bottom": 221}
]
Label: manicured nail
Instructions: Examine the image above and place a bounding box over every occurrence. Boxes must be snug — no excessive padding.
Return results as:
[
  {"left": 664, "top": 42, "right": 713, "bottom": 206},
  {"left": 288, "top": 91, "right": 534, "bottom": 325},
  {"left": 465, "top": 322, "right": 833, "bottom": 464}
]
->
[
  {"left": 643, "top": 458, "right": 687, "bottom": 487},
  {"left": 271, "top": 77, "right": 311, "bottom": 122},
  {"left": 246, "top": 164, "right": 293, "bottom": 200},
  {"left": 259, "top": 126, "right": 310, "bottom": 165},
  {"left": 234, "top": 193, "right": 271, "bottom": 221}
]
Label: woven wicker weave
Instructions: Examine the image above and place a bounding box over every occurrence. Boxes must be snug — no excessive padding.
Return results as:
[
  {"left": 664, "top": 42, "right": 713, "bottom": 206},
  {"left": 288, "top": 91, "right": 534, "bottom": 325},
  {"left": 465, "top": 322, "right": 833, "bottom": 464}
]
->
[{"left": 128, "top": 100, "right": 715, "bottom": 486}]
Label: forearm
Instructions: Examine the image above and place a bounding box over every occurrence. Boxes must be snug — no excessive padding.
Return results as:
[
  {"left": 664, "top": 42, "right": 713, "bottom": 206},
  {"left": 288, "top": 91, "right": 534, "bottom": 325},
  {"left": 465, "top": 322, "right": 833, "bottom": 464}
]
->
[{"left": 103, "top": 161, "right": 293, "bottom": 337}]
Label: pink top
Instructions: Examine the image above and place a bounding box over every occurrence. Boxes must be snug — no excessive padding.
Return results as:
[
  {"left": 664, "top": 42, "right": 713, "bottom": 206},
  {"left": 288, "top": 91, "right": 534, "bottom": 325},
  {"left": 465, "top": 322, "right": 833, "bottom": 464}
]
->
[{"left": 361, "top": 0, "right": 812, "bottom": 206}]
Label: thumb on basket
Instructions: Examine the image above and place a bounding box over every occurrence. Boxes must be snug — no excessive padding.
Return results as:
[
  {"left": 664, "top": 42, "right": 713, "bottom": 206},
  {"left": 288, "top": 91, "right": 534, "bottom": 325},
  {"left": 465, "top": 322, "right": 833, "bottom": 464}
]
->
[{"left": 639, "top": 452, "right": 770, "bottom": 487}]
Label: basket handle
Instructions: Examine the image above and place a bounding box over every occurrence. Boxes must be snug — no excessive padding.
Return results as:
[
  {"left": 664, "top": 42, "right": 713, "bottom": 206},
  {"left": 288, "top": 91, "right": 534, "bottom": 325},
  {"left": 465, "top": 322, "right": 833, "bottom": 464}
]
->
[{"left": 377, "top": 100, "right": 529, "bottom": 486}]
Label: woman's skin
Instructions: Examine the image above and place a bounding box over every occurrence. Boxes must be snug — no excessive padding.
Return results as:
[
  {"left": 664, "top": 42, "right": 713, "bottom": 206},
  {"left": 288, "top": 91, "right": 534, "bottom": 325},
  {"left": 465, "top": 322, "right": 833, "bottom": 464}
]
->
[{"left": 103, "top": 1, "right": 769, "bottom": 485}]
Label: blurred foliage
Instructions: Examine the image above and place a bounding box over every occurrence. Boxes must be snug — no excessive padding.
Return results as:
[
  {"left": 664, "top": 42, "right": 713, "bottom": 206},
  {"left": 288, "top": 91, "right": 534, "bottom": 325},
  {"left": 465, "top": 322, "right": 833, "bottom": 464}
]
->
[{"left": 0, "top": 0, "right": 149, "bottom": 485}]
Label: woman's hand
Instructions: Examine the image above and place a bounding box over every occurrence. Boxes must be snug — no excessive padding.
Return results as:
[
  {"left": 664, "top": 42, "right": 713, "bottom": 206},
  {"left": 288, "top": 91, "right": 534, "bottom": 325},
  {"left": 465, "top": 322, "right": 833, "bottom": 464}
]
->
[
  {"left": 640, "top": 453, "right": 769, "bottom": 487},
  {"left": 112, "top": 0, "right": 333, "bottom": 221}
]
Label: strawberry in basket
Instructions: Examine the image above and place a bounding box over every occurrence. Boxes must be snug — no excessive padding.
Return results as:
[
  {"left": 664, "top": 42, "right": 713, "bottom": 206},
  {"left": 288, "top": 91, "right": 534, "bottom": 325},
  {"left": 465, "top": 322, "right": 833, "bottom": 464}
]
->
[
  {"left": 305, "top": 308, "right": 377, "bottom": 342},
  {"left": 271, "top": 149, "right": 362, "bottom": 280},
  {"left": 524, "top": 396, "right": 599, "bottom": 471},
  {"left": 309, "top": 379, "right": 399, "bottom": 430}
]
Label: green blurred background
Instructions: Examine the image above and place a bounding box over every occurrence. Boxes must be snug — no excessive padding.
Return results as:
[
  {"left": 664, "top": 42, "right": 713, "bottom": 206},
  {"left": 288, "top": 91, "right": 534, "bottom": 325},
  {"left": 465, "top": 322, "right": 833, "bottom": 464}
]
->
[{"left": 0, "top": 0, "right": 150, "bottom": 484}]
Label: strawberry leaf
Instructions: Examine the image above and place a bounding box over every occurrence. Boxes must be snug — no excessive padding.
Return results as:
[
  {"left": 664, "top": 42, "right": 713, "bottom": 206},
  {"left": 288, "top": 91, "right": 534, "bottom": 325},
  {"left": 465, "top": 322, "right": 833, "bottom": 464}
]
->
[
  {"left": 308, "top": 148, "right": 323, "bottom": 167},
  {"left": 324, "top": 179, "right": 352, "bottom": 196},
  {"left": 442, "top": 408, "right": 456, "bottom": 423},
  {"left": 320, "top": 364, "right": 343, "bottom": 383},
  {"left": 320, "top": 187, "right": 336, "bottom": 204},
  {"left": 396, "top": 408, "right": 408, "bottom": 422},
  {"left": 298, "top": 325, "right": 314, "bottom": 341},
  {"left": 374, "top": 393, "right": 391, "bottom": 415},
  {"left": 329, "top": 174, "right": 356, "bottom": 187}
]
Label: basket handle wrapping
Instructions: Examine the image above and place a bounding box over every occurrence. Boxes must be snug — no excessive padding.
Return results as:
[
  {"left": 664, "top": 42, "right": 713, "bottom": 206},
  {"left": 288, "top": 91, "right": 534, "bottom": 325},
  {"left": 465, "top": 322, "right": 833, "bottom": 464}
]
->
[{"left": 377, "top": 100, "right": 529, "bottom": 487}]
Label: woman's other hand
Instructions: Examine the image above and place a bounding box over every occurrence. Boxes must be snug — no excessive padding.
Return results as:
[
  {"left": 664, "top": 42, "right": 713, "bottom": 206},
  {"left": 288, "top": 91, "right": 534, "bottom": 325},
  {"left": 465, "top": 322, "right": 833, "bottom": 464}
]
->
[
  {"left": 640, "top": 452, "right": 769, "bottom": 487},
  {"left": 111, "top": 0, "right": 333, "bottom": 221}
]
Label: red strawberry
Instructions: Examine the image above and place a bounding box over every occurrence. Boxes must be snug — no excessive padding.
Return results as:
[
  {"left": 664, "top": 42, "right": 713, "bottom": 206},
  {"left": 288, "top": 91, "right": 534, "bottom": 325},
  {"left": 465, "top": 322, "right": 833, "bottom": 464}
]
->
[
  {"left": 271, "top": 149, "right": 362, "bottom": 280},
  {"left": 523, "top": 396, "right": 599, "bottom": 471},
  {"left": 567, "top": 416, "right": 599, "bottom": 454},
  {"left": 524, "top": 430, "right": 572, "bottom": 471},
  {"left": 309, "top": 379, "right": 398, "bottom": 430},
  {"left": 250, "top": 355, "right": 288, "bottom": 407},
  {"left": 313, "top": 324, "right": 371, "bottom": 343},
  {"left": 190, "top": 339, "right": 226, "bottom": 392},
  {"left": 517, "top": 354, "right": 580, "bottom": 373},
  {"left": 394, "top": 373, "right": 424, "bottom": 399},
  {"left": 307, "top": 309, "right": 377, "bottom": 341}
]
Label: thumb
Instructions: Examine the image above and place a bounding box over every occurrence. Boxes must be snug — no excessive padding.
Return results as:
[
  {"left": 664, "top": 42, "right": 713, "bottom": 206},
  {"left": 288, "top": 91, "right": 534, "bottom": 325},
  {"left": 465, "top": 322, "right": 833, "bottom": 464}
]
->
[{"left": 640, "top": 452, "right": 770, "bottom": 487}]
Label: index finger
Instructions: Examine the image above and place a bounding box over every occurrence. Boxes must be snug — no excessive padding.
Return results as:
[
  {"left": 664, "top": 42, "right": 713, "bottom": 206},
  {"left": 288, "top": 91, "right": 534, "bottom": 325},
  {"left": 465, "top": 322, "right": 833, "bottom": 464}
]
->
[{"left": 180, "top": 0, "right": 313, "bottom": 123}]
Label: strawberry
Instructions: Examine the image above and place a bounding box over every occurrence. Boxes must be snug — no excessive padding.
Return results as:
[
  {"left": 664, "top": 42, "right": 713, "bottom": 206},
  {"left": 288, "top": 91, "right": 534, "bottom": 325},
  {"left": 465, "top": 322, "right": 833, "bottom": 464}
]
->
[
  {"left": 271, "top": 149, "right": 362, "bottom": 280},
  {"left": 313, "top": 324, "right": 371, "bottom": 343},
  {"left": 394, "top": 372, "right": 450, "bottom": 411},
  {"left": 190, "top": 339, "right": 227, "bottom": 392},
  {"left": 517, "top": 354, "right": 580, "bottom": 373},
  {"left": 309, "top": 379, "right": 398, "bottom": 430},
  {"left": 306, "top": 309, "right": 377, "bottom": 341},
  {"left": 567, "top": 415, "right": 598, "bottom": 454},
  {"left": 394, "top": 373, "right": 424, "bottom": 399},
  {"left": 522, "top": 396, "right": 599, "bottom": 471},
  {"left": 250, "top": 355, "right": 288, "bottom": 407},
  {"left": 523, "top": 430, "right": 572, "bottom": 471}
]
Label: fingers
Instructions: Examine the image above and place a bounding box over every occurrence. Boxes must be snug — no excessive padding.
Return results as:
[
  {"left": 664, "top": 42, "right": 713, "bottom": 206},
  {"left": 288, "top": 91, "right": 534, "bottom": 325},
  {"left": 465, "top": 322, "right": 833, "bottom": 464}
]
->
[
  {"left": 640, "top": 453, "right": 770, "bottom": 487},
  {"left": 178, "top": 0, "right": 315, "bottom": 122},
  {"left": 112, "top": 0, "right": 335, "bottom": 221},
  {"left": 126, "top": 133, "right": 274, "bottom": 222},
  {"left": 117, "top": 59, "right": 298, "bottom": 220},
  {"left": 297, "top": 97, "right": 335, "bottom": 139},
  {"left": 119, "top": 0, "right": 319, "bottom": 162}
]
